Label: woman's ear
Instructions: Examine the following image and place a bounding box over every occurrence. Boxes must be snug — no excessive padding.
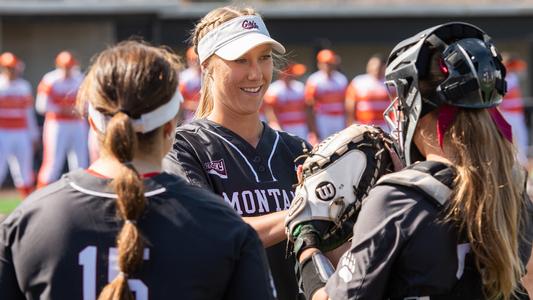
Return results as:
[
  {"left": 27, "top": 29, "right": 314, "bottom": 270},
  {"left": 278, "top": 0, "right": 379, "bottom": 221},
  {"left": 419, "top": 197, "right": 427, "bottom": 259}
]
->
[
  {"left": 163, "top": 115, "right": 178, "bottom": 139},
  {"left": 201, "top": 59, "right": 210, "bottom": 73}
]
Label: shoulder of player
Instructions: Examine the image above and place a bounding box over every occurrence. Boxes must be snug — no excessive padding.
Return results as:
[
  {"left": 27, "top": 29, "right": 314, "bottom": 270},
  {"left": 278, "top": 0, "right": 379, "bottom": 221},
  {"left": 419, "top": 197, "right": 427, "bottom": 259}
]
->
[
  {"left": 155, "top": 173, "right": 249, "bottom": 228},
  {"left": 290, "top": 79, "right": 305, "bottom": 89},
  {"left": 10, "top": 78, "right": 32, "bottom": 89},
  {"left": 348, "top": 183, "right": 442, "bottom": 244},
  {"left": 176, "top": 119, "right": 232, "bottom": 142},
  {"left": 40, "top": 69, "right": 63, "bottom": 83},
  {"left": 306, "top": 71, "right": 323, "bottom": 83},
  {"left": 175, "top": 119, "right": 211, "bottom": 133},
  {"left": 173, "top": 120, "right": 215, "bottom": 146},
  {"left": 351, "top": 73, "right": 371, "bottom": 84},
  {"left": 332, "top": 70, "right": 349, "bottom": 83},
  {"left": 267, "top": 80, "right": 283, "bottom": 92},
  {"left": 73, "top": 71, "right": 85, "bottom": 82},
  {"left": 274, "top": 128, "right": 311, "bottom": 154},
  {"left": 1, "top": 178, "right": 71, "bottom": 237},
  {"left": 179, "top": 68, "right": 197, "bottom": 80},
  {"left": 506, "top": 72, "right": 520, "bottom": 87},
  {"left": 365, "top": 178, "right": 445, "bottom": 220}
]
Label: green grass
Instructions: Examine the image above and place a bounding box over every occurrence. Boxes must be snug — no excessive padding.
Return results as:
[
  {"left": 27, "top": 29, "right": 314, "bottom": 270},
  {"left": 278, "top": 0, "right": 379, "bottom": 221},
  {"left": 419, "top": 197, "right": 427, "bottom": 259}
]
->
[{"left": 0, "top": 196, "right": 22, "bottom": 215}]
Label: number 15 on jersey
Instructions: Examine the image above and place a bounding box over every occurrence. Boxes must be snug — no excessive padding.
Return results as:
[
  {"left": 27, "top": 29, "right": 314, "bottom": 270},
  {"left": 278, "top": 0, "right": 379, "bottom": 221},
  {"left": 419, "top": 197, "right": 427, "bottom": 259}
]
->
[{"left": 79, "top": 246, "right": 150, "bottom": 300}]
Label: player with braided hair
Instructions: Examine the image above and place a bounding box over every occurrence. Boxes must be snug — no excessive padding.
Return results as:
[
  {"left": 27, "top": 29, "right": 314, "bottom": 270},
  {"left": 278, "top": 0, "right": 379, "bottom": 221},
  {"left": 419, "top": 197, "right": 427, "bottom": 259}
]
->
[
  {"left": 287, "top": 22, "right": 533, "bottom": 300},
  {"left": 164, "top": 6, "right": 311, "bottom": 300},
  {"left": 0, "top": 41, "right": 275, "bottom": 300}
]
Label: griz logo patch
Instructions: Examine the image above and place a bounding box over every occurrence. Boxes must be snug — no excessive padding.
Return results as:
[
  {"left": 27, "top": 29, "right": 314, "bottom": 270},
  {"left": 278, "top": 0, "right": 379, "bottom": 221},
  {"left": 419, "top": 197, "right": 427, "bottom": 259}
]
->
[
  {"left": 315, "top": 181, "right": 336, "bottom": 201},
  {"left": 242, "top": 20, "right": 259, "bottom": 30},
  {"left": 204, "top": 159, "right": 228, "bottom": 179}
]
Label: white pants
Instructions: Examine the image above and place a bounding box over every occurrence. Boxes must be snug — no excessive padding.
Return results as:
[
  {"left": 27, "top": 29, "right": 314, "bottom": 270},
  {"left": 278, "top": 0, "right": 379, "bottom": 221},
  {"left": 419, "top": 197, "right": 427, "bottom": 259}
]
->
[
  {"left": 282, "top": 124, "right": 309, "bottom": 140},
  {"left": 38, "top": 119, "right": 89, "bottom": 186},
  {"left": 0, "top": 129, "right": 34, "bottom": 188},
  {"left": 502, "top": 112, "right": 529, "bottom": 166},
  {"left": 316, "top": 114, "right": 345, "bottom": 140}
]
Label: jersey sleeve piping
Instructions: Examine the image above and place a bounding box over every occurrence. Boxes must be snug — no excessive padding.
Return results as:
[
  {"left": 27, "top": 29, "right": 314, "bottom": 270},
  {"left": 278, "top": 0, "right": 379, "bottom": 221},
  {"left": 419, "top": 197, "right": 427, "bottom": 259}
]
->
[
  {"left": 67, "top": 181, "right": 166, "bottom": 199},
  {"left": 266, "top": 131, "right": 280, "bottom": 182}
]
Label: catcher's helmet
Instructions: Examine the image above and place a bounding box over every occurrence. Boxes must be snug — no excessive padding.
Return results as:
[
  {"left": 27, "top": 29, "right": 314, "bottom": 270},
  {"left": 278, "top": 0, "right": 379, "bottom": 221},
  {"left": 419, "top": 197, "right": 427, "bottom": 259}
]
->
[{"left": 384, "top": 22, "right": 507, "bottom": 165}]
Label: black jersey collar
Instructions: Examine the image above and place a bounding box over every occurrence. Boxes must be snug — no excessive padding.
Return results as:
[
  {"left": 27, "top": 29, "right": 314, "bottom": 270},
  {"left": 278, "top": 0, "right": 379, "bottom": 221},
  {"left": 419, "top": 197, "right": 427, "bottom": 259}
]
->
[{"left": 65, "top": 169, "right": 168, "bottom": 199}]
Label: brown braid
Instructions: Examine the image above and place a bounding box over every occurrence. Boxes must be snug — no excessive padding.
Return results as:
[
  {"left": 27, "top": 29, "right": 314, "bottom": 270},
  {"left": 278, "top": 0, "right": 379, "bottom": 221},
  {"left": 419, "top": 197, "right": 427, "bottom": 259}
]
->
[{"left": 77, "top": 40, "right": 181, "bottom": 300}]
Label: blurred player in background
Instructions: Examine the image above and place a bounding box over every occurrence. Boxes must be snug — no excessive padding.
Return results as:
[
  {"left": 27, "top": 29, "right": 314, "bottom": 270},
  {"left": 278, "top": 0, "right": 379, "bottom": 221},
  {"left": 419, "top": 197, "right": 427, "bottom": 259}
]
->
[
  {"left": 164, "top": 6, "right": 311, "bottom": 300},
  {"left": 305, "top": 49, "right": 348, "bottom": 141},
  {"left": 264, "top": 62, "right": 310, "bottom": 140},
  {"left": 0, "top": 40, "right": 275, "bottom": 300},
  {"left": 501, "top": 52, "right": 529, "bottom": 166},
  {"left": 179, "top": 47, "right": 201, "bottom": 123},
  {"left": 0, "top": 52, "right": 39, "bottom": 196},
  {"left": 35, "top": 50, "right": 88, "bottom": 187},
  {"left": 345, "top": 54, "right": 389, "bottom": 129}
]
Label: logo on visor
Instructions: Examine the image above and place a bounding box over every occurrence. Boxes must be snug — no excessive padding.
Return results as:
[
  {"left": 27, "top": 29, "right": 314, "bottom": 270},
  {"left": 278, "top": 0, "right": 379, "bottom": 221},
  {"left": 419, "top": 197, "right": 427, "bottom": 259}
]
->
[
  {"left": 204, "top": 159, "right": 228, "bottom": 179},
  {"left": 242, "top": 20, "right": 259, "bottom": 30}
]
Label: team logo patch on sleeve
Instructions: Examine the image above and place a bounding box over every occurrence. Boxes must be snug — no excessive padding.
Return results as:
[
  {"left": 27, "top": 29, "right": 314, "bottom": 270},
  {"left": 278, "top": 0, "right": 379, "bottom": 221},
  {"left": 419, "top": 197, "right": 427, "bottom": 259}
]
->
[{"left": 204, "top": 159, "right": 228, "bottom": 179}]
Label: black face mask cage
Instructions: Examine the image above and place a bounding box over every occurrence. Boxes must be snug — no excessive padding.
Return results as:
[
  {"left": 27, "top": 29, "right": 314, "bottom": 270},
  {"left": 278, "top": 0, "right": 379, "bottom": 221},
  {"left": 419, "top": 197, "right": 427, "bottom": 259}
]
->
[
  {"left": 383, "top": 22, "right": 507, "bottom": 165},
  {"left": 384, "top": 79, "right": 408, "bottom": 160},
  {"left": 384, "top": 36, "right": 425, "bottom": 165}
]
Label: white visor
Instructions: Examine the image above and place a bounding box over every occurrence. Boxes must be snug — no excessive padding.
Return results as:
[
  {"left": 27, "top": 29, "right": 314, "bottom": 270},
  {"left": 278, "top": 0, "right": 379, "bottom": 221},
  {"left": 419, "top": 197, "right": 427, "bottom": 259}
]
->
[
  {"left": 197, "top": 15, "right": 286, "bottom": 64},
  {"left": 89, "top": 90, "right": 183, "bottom": 134}
]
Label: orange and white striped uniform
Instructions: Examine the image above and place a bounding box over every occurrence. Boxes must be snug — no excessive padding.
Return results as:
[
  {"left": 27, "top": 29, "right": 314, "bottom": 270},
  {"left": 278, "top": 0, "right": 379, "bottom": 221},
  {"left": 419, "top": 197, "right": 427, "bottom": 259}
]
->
[
  {"left": 500, "top": 71, "right": 528, "bottom": 164},
  {"left": 501, "top": 72, "right": 525, "bottom": 115},
  {"left": 346, "top": 74, "right": 389, "bottom": 129},
  {"left": 264, "top": 79, "right": 308, "bottom": 139},
  {"left": 36, "top": 68, "right": 88, "bottom": 187},
  {"left": 0, "top": 75, "right": 38, "bottom": 195},
  {"left": 305, "top": 70, "right": 348, "bottom": 139},
  {"left": 178, "top": 67, "right": 201, "bottom": 123}
]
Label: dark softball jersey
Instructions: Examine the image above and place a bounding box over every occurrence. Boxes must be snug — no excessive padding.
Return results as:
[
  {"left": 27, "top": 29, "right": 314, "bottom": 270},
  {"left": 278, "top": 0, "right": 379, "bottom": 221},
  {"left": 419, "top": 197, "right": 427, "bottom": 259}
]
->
[
  {"left": 0, "top": 170, "right": 275, "bottom": 300},
  {"left": 164, "top": 119, "right": 311, "bottom": 300},
  {"left": 325, "top": 162, "right": 533, "bottom": 300}
]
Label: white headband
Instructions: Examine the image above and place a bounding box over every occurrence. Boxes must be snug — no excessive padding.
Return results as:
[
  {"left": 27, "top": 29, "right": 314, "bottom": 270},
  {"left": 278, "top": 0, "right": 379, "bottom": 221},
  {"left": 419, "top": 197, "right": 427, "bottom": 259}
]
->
[
  {"left": 89, "top": 90, "right": 183, "bottom": 134},
  {"left": 197, "top": 15, "right": 285, "bottom": 64}
]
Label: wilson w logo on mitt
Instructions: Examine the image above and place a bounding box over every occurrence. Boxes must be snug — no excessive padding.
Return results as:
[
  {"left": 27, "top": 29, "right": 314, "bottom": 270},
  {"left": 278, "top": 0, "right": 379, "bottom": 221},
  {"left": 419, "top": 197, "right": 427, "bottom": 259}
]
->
[{"left": 286, "top": 124, "right": 396, "bottom": 258}]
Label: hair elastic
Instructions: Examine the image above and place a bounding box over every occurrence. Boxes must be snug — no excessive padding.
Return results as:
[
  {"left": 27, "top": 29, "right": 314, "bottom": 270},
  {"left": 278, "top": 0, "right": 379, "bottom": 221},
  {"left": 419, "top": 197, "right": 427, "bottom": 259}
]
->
[
  {"left": 118, "top": 109, "right": 130, "bottom": 116},
  {"left": 122, "top": 161, "right": 134, "bottom": 168},
  {"left": 125, "top": 219, "right": 137, "bottom": 225}
]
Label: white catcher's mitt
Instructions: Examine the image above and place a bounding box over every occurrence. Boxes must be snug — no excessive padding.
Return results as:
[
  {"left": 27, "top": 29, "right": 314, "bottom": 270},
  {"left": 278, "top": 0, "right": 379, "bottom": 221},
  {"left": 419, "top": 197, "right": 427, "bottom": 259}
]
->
[{"left": 286, "top": 124, "right": 394, "bottom": 255}]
